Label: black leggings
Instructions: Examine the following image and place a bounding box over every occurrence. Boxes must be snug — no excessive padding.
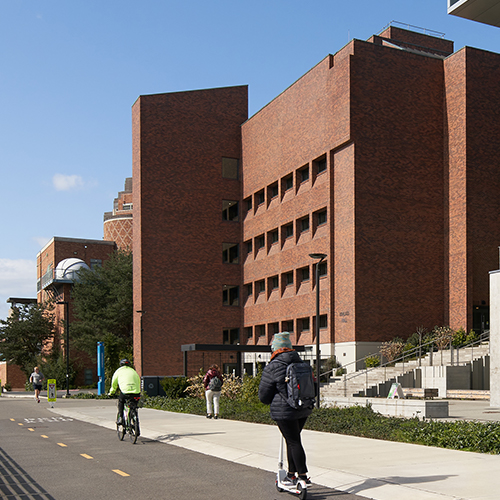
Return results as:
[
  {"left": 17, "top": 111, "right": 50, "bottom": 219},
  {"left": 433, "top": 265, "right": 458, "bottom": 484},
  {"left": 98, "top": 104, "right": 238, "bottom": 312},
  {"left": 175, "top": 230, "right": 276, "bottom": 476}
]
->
[{"left": 276, "top": 418, "right": 308, "bottom": 475}]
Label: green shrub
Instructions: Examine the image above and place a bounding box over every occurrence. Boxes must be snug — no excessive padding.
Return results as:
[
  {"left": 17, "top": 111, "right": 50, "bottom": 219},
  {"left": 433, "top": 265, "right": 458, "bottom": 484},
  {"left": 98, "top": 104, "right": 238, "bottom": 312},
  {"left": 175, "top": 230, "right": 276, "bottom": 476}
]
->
[
  {"left": 160, "top": 377, "right": 189, "bottom": 399},
  {"left": 466, "top": 329, "right": 479, "bottom": 345},
  {"left": 452, "top": 327, "right": 467, "bottom": 347},
  {"left": 365, "top": 355, "right": 381, "bottom": 368}
]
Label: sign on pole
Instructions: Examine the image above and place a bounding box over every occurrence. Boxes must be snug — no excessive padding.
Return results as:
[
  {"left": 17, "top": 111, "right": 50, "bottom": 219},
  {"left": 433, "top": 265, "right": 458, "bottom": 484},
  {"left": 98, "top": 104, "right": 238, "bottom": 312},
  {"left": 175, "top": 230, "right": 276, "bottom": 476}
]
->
[{"left": 48, "top": 379, "right": 57, "bottom": 407}]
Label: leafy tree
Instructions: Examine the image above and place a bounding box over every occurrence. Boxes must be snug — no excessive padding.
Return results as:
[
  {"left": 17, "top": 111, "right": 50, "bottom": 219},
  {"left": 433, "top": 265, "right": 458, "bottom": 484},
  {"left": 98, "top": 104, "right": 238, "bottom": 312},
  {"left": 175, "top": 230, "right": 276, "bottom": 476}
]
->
[
  {"left": 70, "top": 250, "right": 133, "bottom": 374},
  {"left": 0, "top": 302, "right": 56, "bottom": 378}
]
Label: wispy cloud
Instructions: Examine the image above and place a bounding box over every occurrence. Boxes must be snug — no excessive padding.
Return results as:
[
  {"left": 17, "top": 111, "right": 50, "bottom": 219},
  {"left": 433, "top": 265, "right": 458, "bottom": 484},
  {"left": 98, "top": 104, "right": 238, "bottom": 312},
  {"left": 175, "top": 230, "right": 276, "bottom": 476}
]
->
[
  {"left": 0, "top": 258, "right": 37, "bottom": 321},
  {"left": 33, "top": 236, "right": 51, "bottom": 249},
  {"left": 52, "top": 174, "right": 85, "bottom": 191}
]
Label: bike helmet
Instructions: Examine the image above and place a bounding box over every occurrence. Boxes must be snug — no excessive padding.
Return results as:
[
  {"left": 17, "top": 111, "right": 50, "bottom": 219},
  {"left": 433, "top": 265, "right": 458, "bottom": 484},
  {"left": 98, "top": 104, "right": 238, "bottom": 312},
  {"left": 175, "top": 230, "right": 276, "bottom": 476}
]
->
[{"left": 120, "top": 359, "right": 131, "bottom": 367}]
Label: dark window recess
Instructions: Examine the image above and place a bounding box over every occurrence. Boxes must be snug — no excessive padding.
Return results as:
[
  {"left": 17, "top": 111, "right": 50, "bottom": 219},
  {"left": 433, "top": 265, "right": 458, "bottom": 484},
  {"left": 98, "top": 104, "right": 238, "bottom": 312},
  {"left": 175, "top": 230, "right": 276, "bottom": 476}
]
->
[
  {"left": 270, "top": 276, "right": 279, "bottom": 290},
  {"left": 316, "top": 157, "right": 327, "bottom": 174},
  {"left": 317, "top": 209, "right": 327, "bottom": 226},
  {"left": 222, "top": 200, "right": 239, "bottom": 221},
  {"left": 285, "top": 272, "right": 294, "bottom": 286},
  {"left": 222, "top": 157, "right": 239, "bottom": 179},
  {"left": 223, "top": 286, "right": 239, "bottom": 306},
  {"left": 269, "top": 182, "right": 279, "bottom": 199},
  {"left": 90, "top": 259, "right": 102, "bottom": 270},
  {"left": 302, "top": 317, "right": 310, "bottom": 331},
  {"left": 246, "top": 197, "right": 253, "bottom": 212},
  {"left": 246, "top": 326, "right": 253, "bottom": 339},
  {"left": 270, "top": 322, "right": 279, "bottom": 336},
  {"left": 246, "top": 283, "right": 253, "bottom": 297},
  {"left": 284, "top": 174, "right": 293, "bottom": 191},
  {"left": 298, "top": 166, "right": 309, "bottom": 183},
  {"left": 301, "top": 267, "right": 310, "bottom": 281},
  {"left": 318, "top": 261, "right": 327, "bottom": 277},
  {"left": 223, "top": 328, "right": 240, "bottom": 344},
  {"left": 256, "top": 190, "right": 265, "bottom": 206},
  {"left": 301, "top": 217, "right": 310, "bottom": 232},
  {"left": 282, "top": 320, "right": 294, "bottom": 333},
  {"left": 257, "top": 324, "right": 266, "bottom": 337},
  {"left": 222, "top": 243, "right": 239, "bottom": 264},
  {"left": 269, "top": 230, "right": 279, "bottom": 245},
  {"left": 284, "top": 224, "right": 293, "bottom": 239},
  {"left": 256, "top": 235, "right": 265, "bottom": 250},
  {"left": 257, "top": 280, "right": 266, "bottom": 295},
  {"left": 319, "top": 314, "right": 327, "bottom": 329},
  {"left": 246, "top": 240, "right": 253, "bottom": 254}
]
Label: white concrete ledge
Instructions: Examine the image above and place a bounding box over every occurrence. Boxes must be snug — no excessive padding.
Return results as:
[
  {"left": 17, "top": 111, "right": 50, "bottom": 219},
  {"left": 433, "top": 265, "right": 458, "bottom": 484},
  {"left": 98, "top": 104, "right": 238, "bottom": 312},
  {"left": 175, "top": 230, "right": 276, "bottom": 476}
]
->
[{"left": 322, "top": 396, "right": 449, "bottom": 419}]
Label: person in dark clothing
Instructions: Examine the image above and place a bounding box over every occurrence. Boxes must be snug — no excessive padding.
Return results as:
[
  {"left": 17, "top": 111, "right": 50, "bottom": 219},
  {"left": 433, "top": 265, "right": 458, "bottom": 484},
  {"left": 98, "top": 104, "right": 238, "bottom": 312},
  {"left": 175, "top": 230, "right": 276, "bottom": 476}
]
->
[{"left": 258, "top": 332, "right": 313, "bottom": 486}]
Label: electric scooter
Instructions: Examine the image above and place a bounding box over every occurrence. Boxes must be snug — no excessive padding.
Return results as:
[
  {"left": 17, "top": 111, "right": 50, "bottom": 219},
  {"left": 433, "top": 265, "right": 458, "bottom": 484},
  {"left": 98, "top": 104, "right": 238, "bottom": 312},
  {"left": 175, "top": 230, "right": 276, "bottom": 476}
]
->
[{"left": 275, "top": 434, "right": 309, "bottom": 499}]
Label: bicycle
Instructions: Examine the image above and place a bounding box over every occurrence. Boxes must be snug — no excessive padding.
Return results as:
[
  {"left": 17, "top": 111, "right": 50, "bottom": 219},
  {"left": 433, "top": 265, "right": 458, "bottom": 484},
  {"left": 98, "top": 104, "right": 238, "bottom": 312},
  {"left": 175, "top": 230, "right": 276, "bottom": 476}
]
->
[{"left": 116, "top": 395, "right": 141, "bottom": 444}]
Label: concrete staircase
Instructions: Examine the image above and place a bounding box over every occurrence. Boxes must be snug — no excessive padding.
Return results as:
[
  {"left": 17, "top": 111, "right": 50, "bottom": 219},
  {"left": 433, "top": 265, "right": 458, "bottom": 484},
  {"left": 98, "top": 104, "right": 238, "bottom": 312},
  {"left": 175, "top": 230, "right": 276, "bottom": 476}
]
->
[{"left": 321, "top": 342, "right": 490, "bottom": 398}]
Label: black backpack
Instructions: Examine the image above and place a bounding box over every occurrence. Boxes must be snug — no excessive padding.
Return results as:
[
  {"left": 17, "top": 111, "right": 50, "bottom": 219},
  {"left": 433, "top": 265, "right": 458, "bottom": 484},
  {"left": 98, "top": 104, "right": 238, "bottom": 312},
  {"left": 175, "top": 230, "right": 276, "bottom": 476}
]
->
[
  {"left": 208, "top": 375, "right": 222, "bottom": 391},
  {"left": 284, "top": 362, "right": 316, "bottom": 409}
]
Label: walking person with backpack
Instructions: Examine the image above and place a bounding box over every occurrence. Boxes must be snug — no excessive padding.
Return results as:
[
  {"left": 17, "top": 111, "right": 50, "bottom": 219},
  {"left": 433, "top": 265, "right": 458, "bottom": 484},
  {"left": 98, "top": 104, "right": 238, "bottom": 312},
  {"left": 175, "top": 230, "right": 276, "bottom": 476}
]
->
[
  {"left": 259, "top": 332, "right": 315, "bottom": 486},
  {"left": 203, "top": 364, "right": 223, "bottom": 419}
]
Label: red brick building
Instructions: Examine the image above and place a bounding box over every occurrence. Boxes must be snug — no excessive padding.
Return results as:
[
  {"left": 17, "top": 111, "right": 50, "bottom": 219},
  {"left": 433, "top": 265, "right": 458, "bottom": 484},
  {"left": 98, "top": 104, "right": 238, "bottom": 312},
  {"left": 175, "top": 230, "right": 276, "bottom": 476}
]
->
[
  {"left": 37, "top": 237, "right": 116, "bottom": 385},
  {"left": 133, "top": 26, "right": 500, "bottom": 376}
]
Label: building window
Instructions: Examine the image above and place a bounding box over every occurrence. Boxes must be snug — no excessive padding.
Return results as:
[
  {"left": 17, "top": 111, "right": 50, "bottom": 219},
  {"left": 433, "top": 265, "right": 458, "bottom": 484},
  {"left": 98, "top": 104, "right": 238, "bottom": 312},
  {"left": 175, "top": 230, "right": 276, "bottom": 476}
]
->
[
  {"left": 222, "top": 157, "right": 239, "bottom": 179},
  {"left": 256, "top": 279, "right": 265, "bottom": 296},
  {"left": 283, "top": 223, "right": 293, "bottom": 240},
  {"left": 245, "top": 196, "right": 252, "bottom": 214},
  {"left": 257, "top": 324, "right": 266, "bottom": 337},
  {"left": 269, "top": 229, "right": 279, "bottom": 246},
  {"left": 271, "top": 275, "right": 279, "bottom": 290},
  {"left": 319, "top": 314, "right": 327, "bottom": 329},
  {"left": 282, "top": 174, "right": 293, "bottom": 192},
  {"left": 315, "top": 155, "right": 327, "bottom": 175},
  {"left": 255, "top": 189, "right": 265, "bottom": 207},
  {"left": 268, "top": 181, "right": 279, "bottom": 200},
  {"left": 90, "top": 259, "right": 102, "bottom": 270},
  {"left": 282, "top": 320, "right": 294, "bottom": 333},
  {"left": 246, "top": 326, "right": 253, "bottom": 339},
  {"left": 297, "top": 165, "right": 309, "bottom": 185},
  {"left": 246, "top": 283, "right": 253, "bottom": 300},
  {"left": 318, "top": 261, "right": 327, "bottom": 277},
  {"left": 122, "top": 203, "right": 133, "bottom": 211},
  {"left": 300, "top": 216, "right": 309, "bottom": 233},
  {"left": 223, "top": 328, "right": 240, "bottom": 344},
  {"left": 256, "top": 235, "right": 265, "bottom": 251},
  {"left": 284, "top": 271, "right": 294, "bottom": 286},
  {"left": 300, "top": 266, "right": 310, "bottom": 281},
  {"left": 316, "top": 209, "right": 327, "bottom": 226},
  {"left": 246, "top": 240, "right": 253, "bottom": 256},
  {"left": 301, "top": 317, "right": 310, "bottom": 332},
  {"left": 223, "top": 286, "right": 239, "bottom": 306},
  {"left": 222, "top": 200, "right": 239, "bottom": 221},
  {"left": 222, "top": 243, "right": 239, "bottom": 264},
  {"left": 269, "top": 322, "right": 280, "bottom": 336}
]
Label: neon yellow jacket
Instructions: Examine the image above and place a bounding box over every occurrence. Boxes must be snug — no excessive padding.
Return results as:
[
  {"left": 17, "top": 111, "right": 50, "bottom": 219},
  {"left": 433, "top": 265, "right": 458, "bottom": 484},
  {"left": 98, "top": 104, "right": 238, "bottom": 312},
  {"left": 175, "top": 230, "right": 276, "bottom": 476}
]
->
[{"left": 109, "top": 366, "right": 141, "bottom": 395}]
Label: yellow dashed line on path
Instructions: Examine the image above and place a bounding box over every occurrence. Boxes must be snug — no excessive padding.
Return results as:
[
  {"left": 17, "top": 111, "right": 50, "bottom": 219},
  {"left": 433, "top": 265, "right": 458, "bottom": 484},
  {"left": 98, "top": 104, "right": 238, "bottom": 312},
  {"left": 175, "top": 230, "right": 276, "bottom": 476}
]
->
[
  {"left": 112, "top": 470, "right": 130, "bottom": 477},
  {"left": 10, "top": 418, "right": 15, "bottom": 421},
  {"left": 80, "top": 454, "right": 93, "bottom": 460},
  {"left": 41, "top": 435, "right": 49, "bottom": 439},
  {"left": 57, "top": 443, "right": 67, "bottom": 447},
  {"left": 18, "top": 423, "right": 23, "bottom": 426},
  {"left": 28, "top": 428, "right": 35, "bottom": 432}
]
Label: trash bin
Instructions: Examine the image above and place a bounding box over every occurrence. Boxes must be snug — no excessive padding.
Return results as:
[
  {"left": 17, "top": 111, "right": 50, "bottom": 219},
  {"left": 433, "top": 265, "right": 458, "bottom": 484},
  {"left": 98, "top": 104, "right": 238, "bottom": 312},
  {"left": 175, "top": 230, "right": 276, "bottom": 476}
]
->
[{"left": 141, "top": 376, "right": 159, "bottom": 397}]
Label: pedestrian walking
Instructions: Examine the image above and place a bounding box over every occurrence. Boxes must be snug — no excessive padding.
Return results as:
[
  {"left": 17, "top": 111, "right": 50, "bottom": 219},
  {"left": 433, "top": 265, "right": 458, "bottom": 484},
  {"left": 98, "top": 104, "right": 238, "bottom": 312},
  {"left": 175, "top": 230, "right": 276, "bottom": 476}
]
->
[
  {"left": 29, "top": 367, "right": 45, "bottom": 403},
  {"left": 203, "top": 364, "right": 223, "bottom": 419},
  {"left": 258, "top": 332, "right": 313, "bottom": 485}
]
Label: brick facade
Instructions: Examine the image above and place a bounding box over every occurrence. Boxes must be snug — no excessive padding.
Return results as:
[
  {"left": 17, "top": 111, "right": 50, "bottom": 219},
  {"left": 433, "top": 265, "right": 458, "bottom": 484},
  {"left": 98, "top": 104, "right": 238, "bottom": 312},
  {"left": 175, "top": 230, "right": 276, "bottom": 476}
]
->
[{"left": 134, "top": 27, "right": 500, "bottom": 375}]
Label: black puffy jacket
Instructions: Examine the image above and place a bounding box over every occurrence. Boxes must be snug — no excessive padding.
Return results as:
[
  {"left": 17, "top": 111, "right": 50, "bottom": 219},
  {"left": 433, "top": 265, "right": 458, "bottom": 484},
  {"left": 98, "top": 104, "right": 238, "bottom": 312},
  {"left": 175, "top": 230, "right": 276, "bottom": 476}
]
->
[{"left": 258, "top": 350, "right": 313, "bottom": 421}]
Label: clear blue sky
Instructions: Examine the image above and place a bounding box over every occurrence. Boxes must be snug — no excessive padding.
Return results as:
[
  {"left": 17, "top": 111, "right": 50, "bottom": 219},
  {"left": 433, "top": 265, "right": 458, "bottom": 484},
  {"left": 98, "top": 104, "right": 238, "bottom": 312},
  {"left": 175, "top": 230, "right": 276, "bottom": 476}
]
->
[{"left": 0, "top": 0, "right": 498, "bottom": 320}]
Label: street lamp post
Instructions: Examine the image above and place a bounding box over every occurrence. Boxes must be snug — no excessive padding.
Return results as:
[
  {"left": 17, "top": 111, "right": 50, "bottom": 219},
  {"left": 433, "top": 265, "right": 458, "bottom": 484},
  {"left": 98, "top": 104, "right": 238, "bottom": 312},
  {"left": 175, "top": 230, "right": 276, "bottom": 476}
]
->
[
  {"left": 56, "top": 300, "right": 70, "bottom": 397},
  {"left": 309, "top": 253, "right": 327, "bottom": 408}
]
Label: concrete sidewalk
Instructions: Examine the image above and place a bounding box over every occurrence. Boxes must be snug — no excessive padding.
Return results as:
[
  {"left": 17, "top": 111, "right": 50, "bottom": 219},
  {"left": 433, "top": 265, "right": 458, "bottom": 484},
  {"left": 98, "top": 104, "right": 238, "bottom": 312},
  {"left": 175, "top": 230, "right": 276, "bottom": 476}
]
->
[{"left": 33, "top": 398, "right": 498, "bottom": 500}]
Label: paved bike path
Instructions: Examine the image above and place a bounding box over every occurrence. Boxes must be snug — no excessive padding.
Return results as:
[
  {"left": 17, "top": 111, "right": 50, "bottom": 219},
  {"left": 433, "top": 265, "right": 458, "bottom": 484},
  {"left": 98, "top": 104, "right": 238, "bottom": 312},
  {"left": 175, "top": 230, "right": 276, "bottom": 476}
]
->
[{"left": 42, "top": 400, "right": 500, "bottom": 500}]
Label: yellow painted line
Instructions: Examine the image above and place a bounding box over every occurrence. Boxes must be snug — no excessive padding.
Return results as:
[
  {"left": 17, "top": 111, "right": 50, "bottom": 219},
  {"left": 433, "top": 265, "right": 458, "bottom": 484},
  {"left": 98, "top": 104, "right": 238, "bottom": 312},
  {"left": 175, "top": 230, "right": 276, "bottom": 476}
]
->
[
  {"left": 112, "top": 469, "right": 130, "bottom": 477},
  {"left": 57, "top": 443, "right": 67, "bottom": 447},
  {"left": 18, "top": 423, "right": 23, "bottom": 426},
  {"left": 10, "top": 418, "right": 15, "bottom": 421},
  {"left": 41, "top": 435, "right": 49, "bottom": 439},
  {"left": 28, "top": 428, "right": 35, "bottom": 432},
  {"left": 80, "top": 454, "right": 93, "bottom": 460}
]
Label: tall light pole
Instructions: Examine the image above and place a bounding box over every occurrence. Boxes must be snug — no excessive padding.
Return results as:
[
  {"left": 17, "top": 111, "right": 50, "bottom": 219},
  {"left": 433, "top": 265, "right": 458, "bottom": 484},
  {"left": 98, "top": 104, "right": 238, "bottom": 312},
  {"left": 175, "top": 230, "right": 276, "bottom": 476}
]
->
[
  {"left": 56, "top": 300, "right": 70, "bottom": 397},
  {"left": 309, "top": 253, "right": 327, "bottom": 408}
]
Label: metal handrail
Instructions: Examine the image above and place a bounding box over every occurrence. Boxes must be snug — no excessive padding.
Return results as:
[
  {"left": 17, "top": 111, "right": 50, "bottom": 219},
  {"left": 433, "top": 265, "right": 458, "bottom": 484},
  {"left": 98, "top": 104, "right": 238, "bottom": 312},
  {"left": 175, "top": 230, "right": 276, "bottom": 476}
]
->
[{"left": 329, "top": 332, "right": 490, "bottom": 397}]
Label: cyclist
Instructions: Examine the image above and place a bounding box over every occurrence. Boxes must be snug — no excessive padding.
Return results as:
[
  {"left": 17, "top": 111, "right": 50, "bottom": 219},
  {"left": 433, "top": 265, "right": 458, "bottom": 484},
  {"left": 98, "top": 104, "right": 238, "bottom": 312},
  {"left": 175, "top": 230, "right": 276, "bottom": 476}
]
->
[{"left": 109, "top": 359, "right": 141, "bottom": 425}]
